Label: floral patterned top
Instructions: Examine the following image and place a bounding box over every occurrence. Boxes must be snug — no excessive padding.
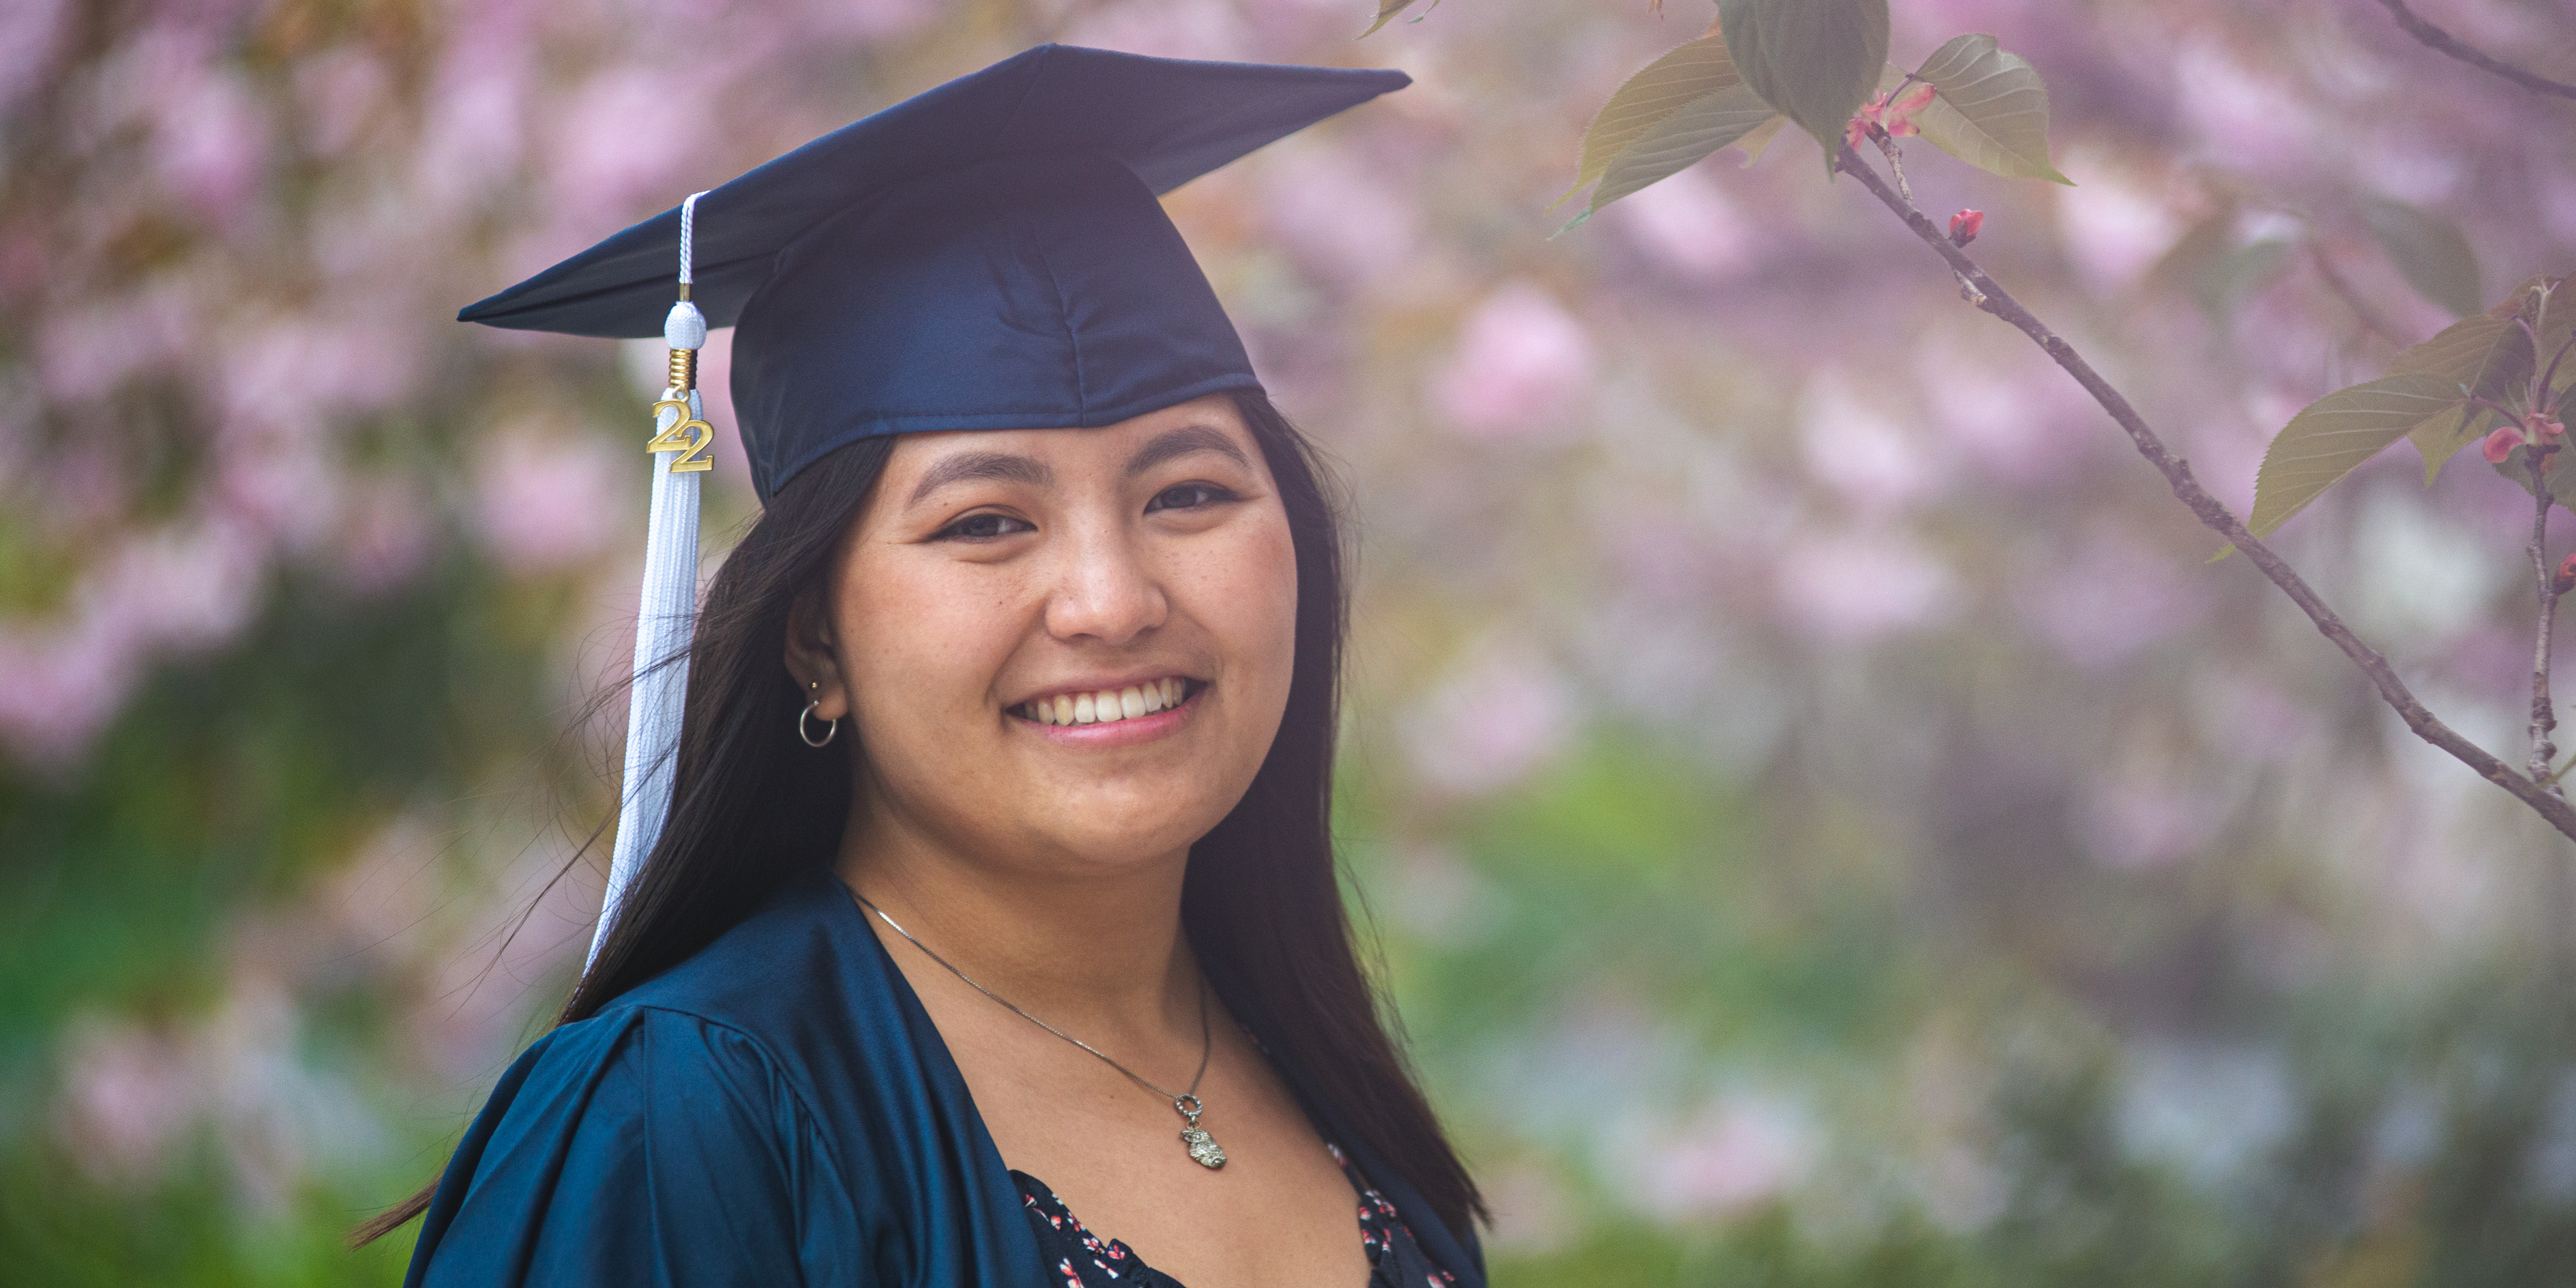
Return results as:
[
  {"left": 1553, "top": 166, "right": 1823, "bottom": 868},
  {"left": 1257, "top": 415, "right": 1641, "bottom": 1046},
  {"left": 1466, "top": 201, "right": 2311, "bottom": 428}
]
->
[{"left": 1015, "top": 1143, "right": 1460, "bottom": 1288}]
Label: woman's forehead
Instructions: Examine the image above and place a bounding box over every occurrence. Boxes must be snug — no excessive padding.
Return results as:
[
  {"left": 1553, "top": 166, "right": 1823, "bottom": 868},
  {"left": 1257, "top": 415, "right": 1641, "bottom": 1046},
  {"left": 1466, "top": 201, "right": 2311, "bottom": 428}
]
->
[{"left": 883, "top": 396, "right": 1258, "bottom": 491}]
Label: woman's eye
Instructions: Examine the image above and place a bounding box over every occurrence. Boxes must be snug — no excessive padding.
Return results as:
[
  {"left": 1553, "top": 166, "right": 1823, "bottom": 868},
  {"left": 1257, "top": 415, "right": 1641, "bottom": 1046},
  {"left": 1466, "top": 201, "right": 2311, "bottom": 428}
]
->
[
  {"left": 935, "top": 512, "right": 1033, "bottom": 541},
  {"left": 1147, "top": 482, "right": 1235, "bottom": 513}
]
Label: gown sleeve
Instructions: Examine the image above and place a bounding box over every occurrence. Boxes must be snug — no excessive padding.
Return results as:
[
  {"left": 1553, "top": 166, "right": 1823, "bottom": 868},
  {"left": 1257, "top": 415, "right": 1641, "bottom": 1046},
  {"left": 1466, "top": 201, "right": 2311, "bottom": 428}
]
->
[{"left": 404, "top": 1006, "right": 847, "bottom": 1288}]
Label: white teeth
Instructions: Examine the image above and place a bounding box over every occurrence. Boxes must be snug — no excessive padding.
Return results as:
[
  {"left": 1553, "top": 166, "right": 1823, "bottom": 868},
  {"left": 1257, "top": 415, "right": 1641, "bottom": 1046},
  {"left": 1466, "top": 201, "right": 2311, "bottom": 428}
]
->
[{"left": 1023, "top": 679, "right": 1191, "bottom": 726}]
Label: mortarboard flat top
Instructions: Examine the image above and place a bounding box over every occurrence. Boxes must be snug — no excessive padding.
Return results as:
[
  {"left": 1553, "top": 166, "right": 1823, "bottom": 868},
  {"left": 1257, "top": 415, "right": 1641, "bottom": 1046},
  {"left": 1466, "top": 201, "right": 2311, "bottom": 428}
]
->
[
  {"left": 459, "top": 44, "right": 1408, "bottom": 500},
  {"left": 458, "top": 44, "right": 1410, "bottom": 340}
]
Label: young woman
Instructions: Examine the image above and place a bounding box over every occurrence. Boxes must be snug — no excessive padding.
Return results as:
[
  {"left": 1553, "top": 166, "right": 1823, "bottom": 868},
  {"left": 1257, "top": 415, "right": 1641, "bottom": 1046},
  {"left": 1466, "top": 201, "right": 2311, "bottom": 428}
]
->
[{"left": 366, "top": 46, "right": 1484, "bottom": 1288}]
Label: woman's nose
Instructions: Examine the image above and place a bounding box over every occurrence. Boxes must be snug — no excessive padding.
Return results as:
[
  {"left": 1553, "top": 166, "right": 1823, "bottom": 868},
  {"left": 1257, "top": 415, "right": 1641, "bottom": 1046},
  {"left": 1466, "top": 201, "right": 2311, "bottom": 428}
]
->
[{"left": 1041, "top": 525, "right": 1168, "bottom": 645}]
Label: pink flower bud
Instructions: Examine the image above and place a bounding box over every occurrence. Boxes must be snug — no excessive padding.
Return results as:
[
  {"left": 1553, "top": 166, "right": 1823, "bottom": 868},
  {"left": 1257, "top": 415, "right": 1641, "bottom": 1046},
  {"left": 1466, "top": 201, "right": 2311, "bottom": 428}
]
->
[
  {"left": 2486, "top": 425, "right": 2528, "bottom": 463},
  {"left": 2557, "top": 553, "right": 2576, "bottom": 595},
  {"left": 1949, "top": 209, "right": 1984, "bottom": 247},
  {"left": 2532, "top": 414, "right": 2567, "bottom": 444}
]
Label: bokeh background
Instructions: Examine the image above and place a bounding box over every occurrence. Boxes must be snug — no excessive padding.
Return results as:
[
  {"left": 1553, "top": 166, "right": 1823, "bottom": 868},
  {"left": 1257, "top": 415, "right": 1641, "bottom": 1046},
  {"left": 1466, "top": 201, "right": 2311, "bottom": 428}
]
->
[{"left": 8, "top": 0, "right": 2576, "bottom": 1282}]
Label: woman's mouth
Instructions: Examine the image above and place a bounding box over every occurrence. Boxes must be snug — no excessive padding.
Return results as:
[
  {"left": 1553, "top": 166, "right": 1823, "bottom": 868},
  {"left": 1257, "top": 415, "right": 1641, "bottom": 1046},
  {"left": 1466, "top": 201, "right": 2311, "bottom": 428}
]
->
[{"left": 1012, "top": 677, "right": 1198, "bottom": 728}]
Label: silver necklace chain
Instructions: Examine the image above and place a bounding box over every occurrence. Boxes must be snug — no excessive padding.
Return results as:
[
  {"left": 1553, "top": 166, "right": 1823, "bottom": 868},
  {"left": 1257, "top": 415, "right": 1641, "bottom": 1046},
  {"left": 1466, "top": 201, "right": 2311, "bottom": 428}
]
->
[{"left": 849, "top": 890, "right": 1227, "bottom": 1168}]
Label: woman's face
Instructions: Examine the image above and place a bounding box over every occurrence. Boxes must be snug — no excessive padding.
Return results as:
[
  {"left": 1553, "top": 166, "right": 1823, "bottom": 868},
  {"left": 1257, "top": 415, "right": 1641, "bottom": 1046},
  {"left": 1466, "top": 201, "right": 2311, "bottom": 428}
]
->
[{"left": 789, "top": 394, "right": 1300, "bottom": 882}]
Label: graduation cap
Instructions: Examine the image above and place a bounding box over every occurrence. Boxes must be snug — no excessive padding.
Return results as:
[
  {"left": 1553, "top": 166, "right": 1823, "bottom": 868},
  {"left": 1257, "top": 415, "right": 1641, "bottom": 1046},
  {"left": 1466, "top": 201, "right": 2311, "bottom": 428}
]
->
[{"left": 458, "top": 44, "right": 1409, "bottom": 965}]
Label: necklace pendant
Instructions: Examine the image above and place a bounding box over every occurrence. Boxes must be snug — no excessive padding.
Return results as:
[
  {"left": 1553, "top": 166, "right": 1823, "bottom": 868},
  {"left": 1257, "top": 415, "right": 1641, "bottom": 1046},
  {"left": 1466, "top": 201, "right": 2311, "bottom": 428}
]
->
[{"left": 1181, "top": 1126, "right": 1227, "bottom": 1169}]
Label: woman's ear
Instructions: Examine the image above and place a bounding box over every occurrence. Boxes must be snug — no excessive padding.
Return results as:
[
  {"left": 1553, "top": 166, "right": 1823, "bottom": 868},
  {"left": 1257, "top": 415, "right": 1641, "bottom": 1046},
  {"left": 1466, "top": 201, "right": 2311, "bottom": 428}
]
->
[{"left": 783, "top": 587, "right": 852, "bottom": 720}]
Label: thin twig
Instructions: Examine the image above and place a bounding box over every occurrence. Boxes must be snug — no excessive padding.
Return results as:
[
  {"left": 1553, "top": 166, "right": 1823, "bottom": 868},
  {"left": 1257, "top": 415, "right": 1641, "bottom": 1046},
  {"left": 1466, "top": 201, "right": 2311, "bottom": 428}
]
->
[
  {"left": 1833, "top": 140, "right": 2576, "bottom": 842},
  {"left": 2375, "top": 0, "right": 2576, "bottom": 100},
  {"left": 2529, "top": 468, "right": 2563, "bottom": 789}
]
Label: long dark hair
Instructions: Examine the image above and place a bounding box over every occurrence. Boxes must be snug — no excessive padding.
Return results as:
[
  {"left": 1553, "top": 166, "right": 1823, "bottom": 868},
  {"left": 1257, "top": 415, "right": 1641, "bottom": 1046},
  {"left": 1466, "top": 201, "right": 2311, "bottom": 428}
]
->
[{"left": 358, "top": 388, "right": 1483, "bottom": 1244}]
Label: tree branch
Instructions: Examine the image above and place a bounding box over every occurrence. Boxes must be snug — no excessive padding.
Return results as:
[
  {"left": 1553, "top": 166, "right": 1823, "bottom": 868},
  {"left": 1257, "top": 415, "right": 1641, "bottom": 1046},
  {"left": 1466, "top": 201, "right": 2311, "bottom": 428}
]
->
[
  {"left": 2375, "top": 0, "right": 2576, "bottom": 100},
  {"left": 2529, "top": 471, "right": 2563, "bottom": 788},
  {"left": 1833, "top": 140, "right": 2576, "bottom": 843}
]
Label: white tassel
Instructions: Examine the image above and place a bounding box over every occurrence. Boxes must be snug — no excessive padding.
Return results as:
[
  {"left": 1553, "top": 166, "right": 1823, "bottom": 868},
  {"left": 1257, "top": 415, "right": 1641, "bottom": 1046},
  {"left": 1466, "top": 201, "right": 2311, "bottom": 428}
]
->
[{"left": 591, "top": 190, "right": 714, "bottom": 970}]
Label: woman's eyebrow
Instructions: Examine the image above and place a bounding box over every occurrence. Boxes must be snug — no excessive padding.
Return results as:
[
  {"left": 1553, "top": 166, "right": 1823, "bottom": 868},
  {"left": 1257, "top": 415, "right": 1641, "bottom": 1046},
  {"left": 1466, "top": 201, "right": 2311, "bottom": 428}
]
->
[
  {"left": 906, "top": 452, "right": 1053, "bottom": 506},
  {"left": 1126, "top": 425, "right": 1251, "bottom": 478}
]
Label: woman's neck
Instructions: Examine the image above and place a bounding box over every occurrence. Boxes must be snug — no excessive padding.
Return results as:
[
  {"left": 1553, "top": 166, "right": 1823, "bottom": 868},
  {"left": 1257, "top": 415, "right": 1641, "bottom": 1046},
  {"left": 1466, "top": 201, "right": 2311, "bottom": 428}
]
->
[{"left": 832, "top": 794, "right": 1204, "bottom": 1042}]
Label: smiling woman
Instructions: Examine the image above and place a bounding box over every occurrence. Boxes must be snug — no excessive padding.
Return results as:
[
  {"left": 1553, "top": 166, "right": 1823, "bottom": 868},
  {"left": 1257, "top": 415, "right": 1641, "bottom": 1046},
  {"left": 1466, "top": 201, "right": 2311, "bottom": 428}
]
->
[{"left": 361, "top": 45, "right": 1483, "bottom": 1288}]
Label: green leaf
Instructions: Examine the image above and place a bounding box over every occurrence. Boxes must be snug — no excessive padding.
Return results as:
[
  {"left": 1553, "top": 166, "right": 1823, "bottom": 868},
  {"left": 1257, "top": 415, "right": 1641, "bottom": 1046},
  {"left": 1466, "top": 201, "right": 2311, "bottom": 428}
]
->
[
  {"left": 1565, "top": 91, "right": 1778, "bottom": 229},
  {"left": 2362, "top": 199, "right": 2482, "bottom": 318},
  {"left": 1360, "top": 0, "right": 1430, "bottom": 38},
  {"left": 2246, "top": 372, "right": 2466, "bottom": 540},
  {"left": 2383, "top": 275, "right": 2575, "bottom": 481},
  {"left": 2388, "top": 310, "right": 2524, "bottom": 481},
  {"left": 1722, "top": 0, "right": 1890, "bottom": 173},
  {"left": 1730, "top": 113, "right": 1790, "bottom": 164},
  {"left": 1562, "top": 35, "right": 1747, "bottom": 205},
  {"left": 1906, "top": 33, "right": 2071, "bottom": 184}
]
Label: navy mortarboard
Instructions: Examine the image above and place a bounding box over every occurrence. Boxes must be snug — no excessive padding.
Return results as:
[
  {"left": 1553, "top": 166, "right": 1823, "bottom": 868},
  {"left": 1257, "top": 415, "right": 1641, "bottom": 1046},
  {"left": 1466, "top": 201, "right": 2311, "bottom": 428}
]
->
[{"left": 458, "top": 45, "right": 1408, "bottom": 963}]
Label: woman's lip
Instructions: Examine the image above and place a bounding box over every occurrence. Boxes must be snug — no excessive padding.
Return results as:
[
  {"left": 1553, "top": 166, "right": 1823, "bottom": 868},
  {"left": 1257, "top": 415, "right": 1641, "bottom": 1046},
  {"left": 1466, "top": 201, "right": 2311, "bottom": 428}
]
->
[{"left": 1016, "top": 685, "right": 1199, "bottom": 747}]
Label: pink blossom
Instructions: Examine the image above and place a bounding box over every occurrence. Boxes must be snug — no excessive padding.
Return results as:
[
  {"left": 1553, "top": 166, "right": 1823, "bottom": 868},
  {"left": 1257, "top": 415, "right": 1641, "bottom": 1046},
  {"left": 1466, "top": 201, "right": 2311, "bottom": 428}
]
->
[
  {"left": 2054, "top": 164, "right": 2186, "bottom": 291},
  {"left": 1776, "top": 529, "right": 1957, "bottom": 643},
  {"left": 1061, "top": 0, "right": 1254, "bottom": 61},
  {"left": 475, "top": 425, "right": 630, "bottom": 575},
  {"left": 335, "top": 475, "right": 436, "bottom": 594},
  {"left": 2485, "top": 425, "right": 2526, "bottom": 463},
  {"left": 1612, "top": 169, "right": 1755, "bottom": 282},
  {"left": 1949, "top": 208, "right": 1984, "bottom": 246},
  {"left": 0, "top": 0, "right": 67, "bottom": 109},
  {"left": 153, "top": 69, "right": 269, "bottom": 224},
  {"left": 2016, "top": 527, "right": 2211, "bottom": 669},
  {"left": 1401, "top": 643, "right": 1572, "bottom": 794},
  {"left": 1635, "top": 1096, "right": 1818, "bottom": 1223},
  {"left": 1430, "top": 282, "right": 1595, "bottom": 438},
  {"left": 1798, "top": 373, "right": 1944, "bottom": 513},
  {"left": 53, "top": 1018, "right": 199, "bottom": 1187},
  {"left": 1258, "top": 142, "right": 1420, "bottom": 289}
]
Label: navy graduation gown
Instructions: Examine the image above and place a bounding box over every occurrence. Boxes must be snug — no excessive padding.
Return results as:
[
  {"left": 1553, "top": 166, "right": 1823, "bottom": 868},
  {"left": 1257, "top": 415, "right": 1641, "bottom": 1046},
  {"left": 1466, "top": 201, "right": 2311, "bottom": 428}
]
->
[{"left": 401, "top": 864, "right": 1486, "bottom": 1288}]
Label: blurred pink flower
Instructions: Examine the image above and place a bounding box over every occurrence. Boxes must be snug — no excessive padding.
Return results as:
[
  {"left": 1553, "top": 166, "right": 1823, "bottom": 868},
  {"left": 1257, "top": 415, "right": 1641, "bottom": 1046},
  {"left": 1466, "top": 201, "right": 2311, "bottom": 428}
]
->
[
  {"left": 1776, "top": 528, "right": 1957, "bottom": 643},
  {"left": 53, "top": 1017, "right": 199, "bottom": 1187},
  {"left": 1911, "top": 341, "right": 2094, "bottom": 486},
  {"left": 1402, "top": 642, "right": 1573, "bottom": 794},
  {"left": 1430, "top": 282, "right": 1595, "bottom": 438},
  {"left": 1259, "top": 143, "right": 1419, "bottom": 289},
  {"left": 2015, "top": 527, "right": 2210, "bottom": 669},
  {"left": 1798, "top": 372, "right": 1945, "bottom": 514},
  {"left": 0, "top": 632, "right": 136, "bottom": 767},
  {"left": 336, "top": 475, "right": 436, "bottom": 594},
  {"left": 1635, "top": 1096, "right": 1818, "bottom": 1223},
  {"left": 548, "top": 68, "right": 714, "bottom": 232},
  {"left": 295, "top": 47, "right": 390, "bottom": 157},
  {"left": 1062, "top": 0, "right": 1254, "bottom": 61},
  {"left": 2176, "top": 42, "right": 2319, "bottom": 176},
  {"left": 475, "top": 426, "right": 629, "bottom": 575},
  {"left": 37, "top": 287, "right": 191, "bottom": 403},
  {"left": 783, "top": 0, "right": 937, "bottom": 42},
  {"left": 0, "top": 0, "right": 66, "bottom": 109},
  {"left": 2077, "top": 775, "right": 2221, "bottom": 870},
  {"left": 414, "top": 48, "right": 529, "bottom": 214},
  {"left": 153, "top": 68, "right": 269, "bottom": 224},
  {"left": 1610, "top": 169, "right": 1755, "bottom": 282},
  {"left": 2054, "top": 162, "right": 2185, "bottom": 292}
]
